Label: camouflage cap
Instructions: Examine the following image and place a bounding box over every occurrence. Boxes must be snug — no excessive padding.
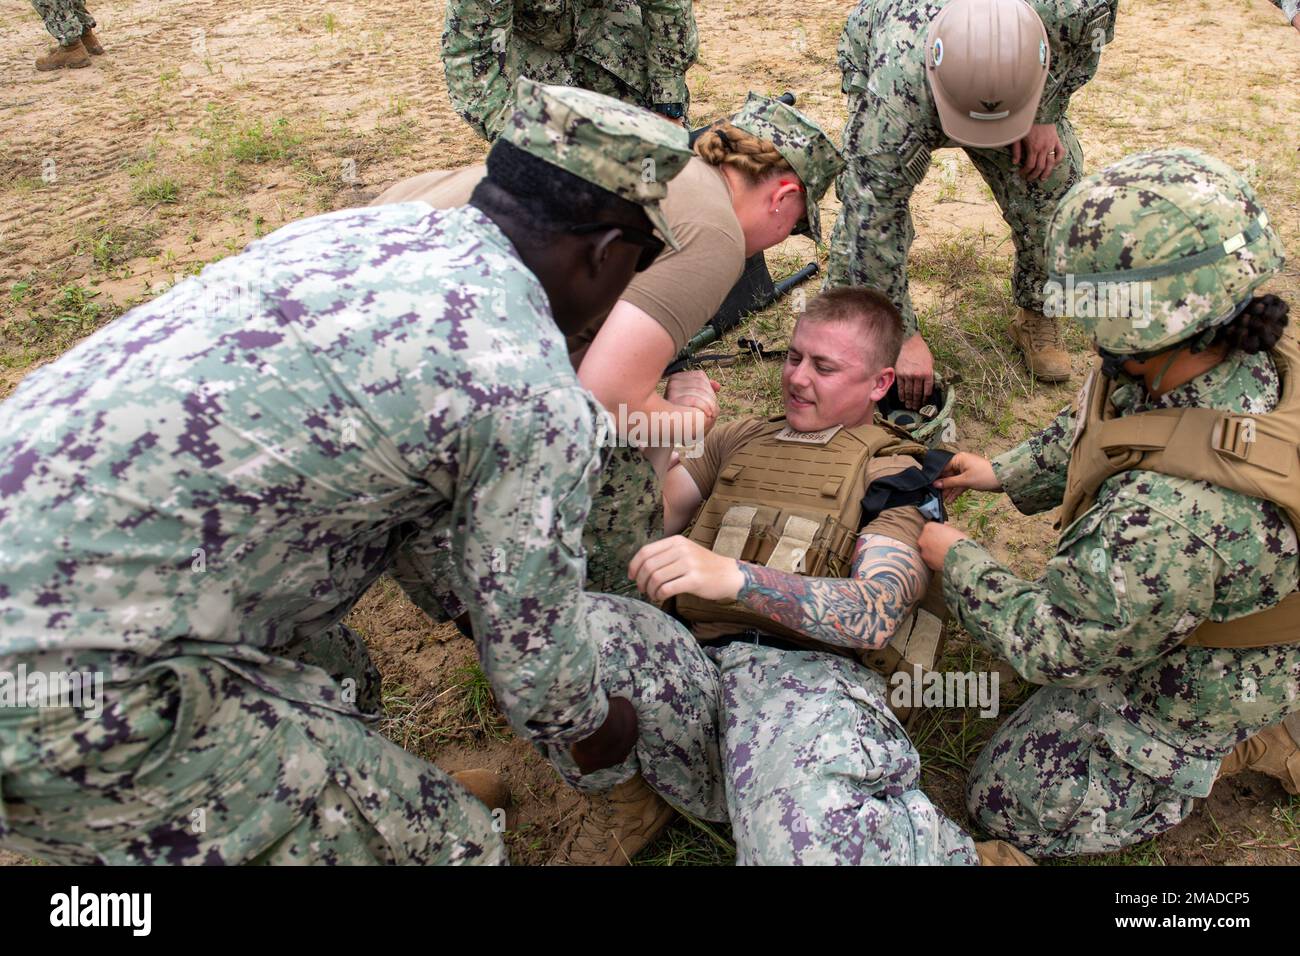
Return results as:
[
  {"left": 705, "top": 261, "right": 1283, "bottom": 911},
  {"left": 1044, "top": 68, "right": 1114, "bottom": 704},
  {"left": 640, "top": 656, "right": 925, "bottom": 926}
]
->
[
  {"left": 500, "top": 78, "right": 694, "bottom": 249},
  {"left": 1047, "top": 148, "right": 1286, "bottom": 354},
  {"left": 729, "top": 93, "right": 845, "bottom": 242}
]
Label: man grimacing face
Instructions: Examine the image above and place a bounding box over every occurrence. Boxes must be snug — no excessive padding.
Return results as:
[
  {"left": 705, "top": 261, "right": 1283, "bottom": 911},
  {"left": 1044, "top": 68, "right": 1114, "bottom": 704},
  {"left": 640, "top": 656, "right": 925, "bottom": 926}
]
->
[{"left": 781, "top": 318, "right": 895, "bottom": 432}]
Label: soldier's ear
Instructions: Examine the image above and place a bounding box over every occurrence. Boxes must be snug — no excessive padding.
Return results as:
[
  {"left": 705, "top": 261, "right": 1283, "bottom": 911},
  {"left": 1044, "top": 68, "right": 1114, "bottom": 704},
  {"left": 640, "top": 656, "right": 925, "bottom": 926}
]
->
[
  {"left": 584, "top": 228, "right": 621, "bottom": 276},
  {"left": 870, "top": 367, "right": 896, "bottom": 403}
]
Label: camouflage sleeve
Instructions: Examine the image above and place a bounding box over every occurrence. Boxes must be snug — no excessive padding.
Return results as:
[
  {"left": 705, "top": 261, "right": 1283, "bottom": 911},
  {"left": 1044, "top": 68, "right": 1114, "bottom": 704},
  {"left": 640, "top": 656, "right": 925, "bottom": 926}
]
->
[
  {"left": 1274, "top": 0, "right": 1300, "bottom": 21},
  {"left": 450, "top": 388, "right": 611, "bottom": 746},
  {"left": 941, "top": 505, "right": 1216, "bottom": 687},
  {"left": 641, "top": 0, "right": 698, "bottom": 104},
  {"left": 1035, "top": 0, "right": 1117, "bottom": 125},
  {"left": 989, "top": 404, "right": 1075, "bottom": 515},
  {"left": 443, "top": 0, "right": 516, "bottom": 141}
]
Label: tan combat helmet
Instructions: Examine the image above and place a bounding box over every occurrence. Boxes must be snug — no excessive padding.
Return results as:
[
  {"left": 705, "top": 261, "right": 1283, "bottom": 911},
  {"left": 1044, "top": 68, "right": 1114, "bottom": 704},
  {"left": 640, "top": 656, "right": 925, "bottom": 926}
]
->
[{"left": 926, "top": 0, "right": 1050, "bottom": 149}]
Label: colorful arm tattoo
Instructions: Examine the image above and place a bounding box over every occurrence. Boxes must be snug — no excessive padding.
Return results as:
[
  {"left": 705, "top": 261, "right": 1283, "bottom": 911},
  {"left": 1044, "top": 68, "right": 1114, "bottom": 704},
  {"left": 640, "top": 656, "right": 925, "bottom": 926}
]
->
[{"left": 735, "top": 533, "right": 930, "bottom": 651}]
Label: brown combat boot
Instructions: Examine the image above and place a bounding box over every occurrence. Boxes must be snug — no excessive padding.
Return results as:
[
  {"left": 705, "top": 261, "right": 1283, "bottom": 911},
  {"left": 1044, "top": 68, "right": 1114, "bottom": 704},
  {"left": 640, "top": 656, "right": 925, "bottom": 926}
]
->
[
  {"left": 1216, "top": 713, "right": 1300, "bottom": 795},
  {"left": 80, "top": 27, "right": 105, "bottom": 55},
  {"left": 452, "top": 769, "right": 511, "bottom": 812},
  {"left": 975, "top": 840, "right": 1036, "bottom": 865},
  {"left": 35, "top": 39, "right": 91, "bottom": 71},
  {"left": 551, "top": 773, "right": 675, "bottom": 866},
  {"left": 1009, "top": 308, "right": 1071, "bottom": 382}
]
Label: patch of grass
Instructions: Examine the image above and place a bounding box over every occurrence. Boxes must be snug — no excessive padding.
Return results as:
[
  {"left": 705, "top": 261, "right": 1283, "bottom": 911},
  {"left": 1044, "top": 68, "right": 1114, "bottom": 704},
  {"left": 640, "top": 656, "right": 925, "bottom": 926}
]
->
[
  {"left": 195, "top": 106, "right": 303, "bottom": 190},
  {"left": 379, "top": 683, "right": 445, "bottom": 756},
  {"left": 947, "top": 492, "right": 999, "bottom": 541},
  {"left": 133, "top": 177, "right": 181, "bottom": 206},
  {"left": 52, "top": 284, "right": 103, "bottom": 328},
  {"left": 323, "top": 11, "right": 338, "bottom": 33},
  {"left": 635, "top": 813, "right": 736, "bottom": 866},
  {"left": 451, "top": 662, "right": 509, "bottom": 742},
  {"left": 76, "top": 222, "right": 161, "bottom": 272}
]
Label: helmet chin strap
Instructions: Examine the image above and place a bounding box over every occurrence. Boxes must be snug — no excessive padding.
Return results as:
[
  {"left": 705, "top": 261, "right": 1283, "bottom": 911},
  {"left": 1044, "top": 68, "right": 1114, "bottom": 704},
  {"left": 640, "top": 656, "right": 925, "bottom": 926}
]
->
[{"left": 1148, "top": 349, "right": 1182, "bottom": 393}]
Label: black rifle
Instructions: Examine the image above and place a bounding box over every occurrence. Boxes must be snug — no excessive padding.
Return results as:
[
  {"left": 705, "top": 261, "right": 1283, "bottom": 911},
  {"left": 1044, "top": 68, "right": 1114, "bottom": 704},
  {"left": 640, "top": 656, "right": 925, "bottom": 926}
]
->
[{"left": 664, "top": 262, "right": 818, "bottom": 374}]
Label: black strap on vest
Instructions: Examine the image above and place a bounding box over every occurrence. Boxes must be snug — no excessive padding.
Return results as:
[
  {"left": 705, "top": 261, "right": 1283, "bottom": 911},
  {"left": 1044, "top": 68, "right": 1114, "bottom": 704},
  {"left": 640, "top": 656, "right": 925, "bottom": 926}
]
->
[{"left": 859, "top": 449, "right": 955, "bottom": 529}]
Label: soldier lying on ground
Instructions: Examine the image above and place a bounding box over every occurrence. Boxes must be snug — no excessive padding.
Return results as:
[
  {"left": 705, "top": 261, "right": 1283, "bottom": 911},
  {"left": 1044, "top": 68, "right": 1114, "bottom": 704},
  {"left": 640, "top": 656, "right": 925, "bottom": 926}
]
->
[
  {"left": 0, "top": 80, "right": 705, "bottom": 865},
  {"left": 614, "top": 287, "right": 1028, "bottom": 865},
  {"left": 372, "top": 96, "right": 844, "bottom": 603},
  {"left": 919, "top": 149, "right": 1300, "bottom": 858}
]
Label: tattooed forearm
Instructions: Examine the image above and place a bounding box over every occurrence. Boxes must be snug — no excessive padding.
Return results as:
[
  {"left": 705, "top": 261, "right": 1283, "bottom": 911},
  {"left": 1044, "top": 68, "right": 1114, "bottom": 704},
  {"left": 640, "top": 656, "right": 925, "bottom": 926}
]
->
[{"left": 735, "top": 534, "right": 931, "bottom": 651}]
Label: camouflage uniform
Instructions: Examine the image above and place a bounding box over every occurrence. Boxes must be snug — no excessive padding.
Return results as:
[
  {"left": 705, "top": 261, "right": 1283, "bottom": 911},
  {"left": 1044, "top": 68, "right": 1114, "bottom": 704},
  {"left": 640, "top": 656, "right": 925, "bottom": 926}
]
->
[
  {"left": 943, "top": 150, "right": 1300, "bottom": 857},
  {"left": 0, "top": 82, "right": 723, "bottom": 864},
  {"left": 443, "top": 0, "right": 698, "bottom": 141},
  {"left": 829, "top": 0, "right": 1117, "bottom": 334},
  {"left": 30, "top": 0, "right": 95, "bottom": 45},
  {"left": 714, "top": 644, "right": 978, "bottom": 865},
  {"left": 582, "top": 95, "right": 846, "bottom": 596}
]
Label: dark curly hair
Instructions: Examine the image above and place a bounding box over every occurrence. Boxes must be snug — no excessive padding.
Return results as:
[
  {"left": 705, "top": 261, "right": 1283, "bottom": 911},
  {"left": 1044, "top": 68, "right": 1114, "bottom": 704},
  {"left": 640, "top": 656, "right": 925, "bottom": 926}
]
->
[{"left": 1208, "top": 294, "right": 1291, "bottom": 354}]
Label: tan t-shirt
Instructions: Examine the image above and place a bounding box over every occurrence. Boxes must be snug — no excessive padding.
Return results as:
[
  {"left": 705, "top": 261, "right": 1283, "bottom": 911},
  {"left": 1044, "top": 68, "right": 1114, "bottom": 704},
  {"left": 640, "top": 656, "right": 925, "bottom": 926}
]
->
[
  {"left": 370, "top": 158, "right": 746, "bottom": 359},
  {"left": 680, "top": 416, "right": 928, "bottom": 640}
]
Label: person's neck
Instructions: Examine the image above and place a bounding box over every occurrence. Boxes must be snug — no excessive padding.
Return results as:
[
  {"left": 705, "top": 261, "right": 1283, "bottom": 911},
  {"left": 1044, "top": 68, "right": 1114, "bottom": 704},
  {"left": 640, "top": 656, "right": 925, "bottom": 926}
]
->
[
  {"left": 719, "top": 166, "right": 765, "bottom": 258},
  {"left": 1141, "top": 344, "right": 1227, "bottom": 397}
]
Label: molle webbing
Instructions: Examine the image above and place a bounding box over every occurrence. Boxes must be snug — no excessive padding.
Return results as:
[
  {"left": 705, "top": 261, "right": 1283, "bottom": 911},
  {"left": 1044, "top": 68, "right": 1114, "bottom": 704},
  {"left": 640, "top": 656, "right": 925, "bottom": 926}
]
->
[
  {"left": 1059, "top": 330, "right": 1300, "bottom": 649},
  {"left": 675, "top": 417, "right": 925, "bottom": 643}
]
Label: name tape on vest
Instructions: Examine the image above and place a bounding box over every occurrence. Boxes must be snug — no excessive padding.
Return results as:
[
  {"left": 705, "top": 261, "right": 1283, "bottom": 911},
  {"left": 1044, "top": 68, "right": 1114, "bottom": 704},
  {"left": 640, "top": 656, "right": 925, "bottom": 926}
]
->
[{"left": 774, "top": 424, "right": 842, "bottom": 446}]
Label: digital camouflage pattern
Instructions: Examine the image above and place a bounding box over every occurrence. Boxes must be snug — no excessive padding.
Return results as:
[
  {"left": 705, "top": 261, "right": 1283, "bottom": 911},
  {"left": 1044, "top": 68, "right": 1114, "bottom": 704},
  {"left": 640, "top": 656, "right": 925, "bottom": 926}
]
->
[
  {"left": 544, "top": 594, "right": 727, "bottom": 821},
  {"left": 0, "top": 201, "right": 622, "bottom": 863},
  {"left": 945, "top": 348, "right": 1300, "bottom": 856},
  {"left": 1046, "top": 148, "right": 1287, "bottom": 354},
  {"left": 443, "top": 0, "right": 699, "bottom": 141},
  {"left": 503, "top": 78, "right": 693, "bottom": 248},
  {"left": 714, "top": 644, "right": 978, "bottom": 865},
  {"left": 728, "top": 93, "right": 847, "bottom": 241},
  {"left": 30, "top": 0, "right": 94, "bottom": 45},
  {"left": 0, "top": 643, "right": 503, "bottom": 864},
  {"left": 582, "top": 445, "right": 663, "bottom": 597},
  {"left": 828, "top": 0, "right": 1117, "bottom": 333}
]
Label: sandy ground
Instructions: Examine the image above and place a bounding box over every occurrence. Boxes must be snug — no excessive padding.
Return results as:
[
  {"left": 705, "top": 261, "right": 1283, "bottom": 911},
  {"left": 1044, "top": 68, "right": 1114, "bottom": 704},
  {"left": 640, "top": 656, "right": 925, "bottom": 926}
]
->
[{"left": 1, "top": 0, "right": 1298, "bottom": 865}]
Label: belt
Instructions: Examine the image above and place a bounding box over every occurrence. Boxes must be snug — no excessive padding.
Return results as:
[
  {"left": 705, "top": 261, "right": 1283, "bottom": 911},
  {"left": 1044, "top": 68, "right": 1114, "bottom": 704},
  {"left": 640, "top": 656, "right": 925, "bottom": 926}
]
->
[{"left": 712, "top": 629, "right": 851, "bottom": 659}]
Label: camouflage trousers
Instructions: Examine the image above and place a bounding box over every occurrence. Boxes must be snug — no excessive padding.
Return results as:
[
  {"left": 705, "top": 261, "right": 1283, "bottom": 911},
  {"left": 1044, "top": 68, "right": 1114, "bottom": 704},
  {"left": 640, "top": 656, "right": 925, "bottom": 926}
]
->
[
  {"left": 31, "top": 0, "right": 95, "bottom": 45},
  {"left": 966, "top": 686, "right": 1199, "bottom": 858},
  {"left": 544, "top": 594, "right": 728, "bottom": 822},
  {"left": 582, "top": 445, "right": 662, "bottom": 598},
  {"left": 827, "top": 92, "right": 1084, "bottom": 333},
  {"left": 714, "top": 643, "right": 978, "bottom": 865},
  {"left": 0, "top": 629, "right": 504, "bottom": 865},
  {"left": 452, "top": 44, "right": 651, "bottom": 142}
]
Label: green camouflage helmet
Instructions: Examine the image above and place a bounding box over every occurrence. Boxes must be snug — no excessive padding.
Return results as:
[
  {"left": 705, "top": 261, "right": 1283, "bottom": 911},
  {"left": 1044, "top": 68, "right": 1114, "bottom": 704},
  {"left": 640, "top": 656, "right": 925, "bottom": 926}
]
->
[
  {"left": 1045, "top": 148, "right": 1286, "bottom": 355},
  {"left": 501, "top": 78, "right": 694, "bottom": 249},
  {"left": 730, "top": 93, "right": 845, "bottom": 243}
]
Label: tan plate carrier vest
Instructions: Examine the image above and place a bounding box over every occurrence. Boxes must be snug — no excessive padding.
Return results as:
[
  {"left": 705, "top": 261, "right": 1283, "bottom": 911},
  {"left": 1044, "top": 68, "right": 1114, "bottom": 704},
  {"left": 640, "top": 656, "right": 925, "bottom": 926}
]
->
[
  {"left": 1060, "top": 330, "right": 1300, "bottom": 649},
  {"left": 676, "top": 418, "right": 949, "bottom": 696}
]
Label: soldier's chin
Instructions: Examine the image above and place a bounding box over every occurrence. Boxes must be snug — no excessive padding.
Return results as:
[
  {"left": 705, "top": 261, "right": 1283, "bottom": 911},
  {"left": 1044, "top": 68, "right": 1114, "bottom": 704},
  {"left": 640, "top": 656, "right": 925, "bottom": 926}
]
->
[{"left": 784, "top": 397, "right": 821, "bottom": 432}]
